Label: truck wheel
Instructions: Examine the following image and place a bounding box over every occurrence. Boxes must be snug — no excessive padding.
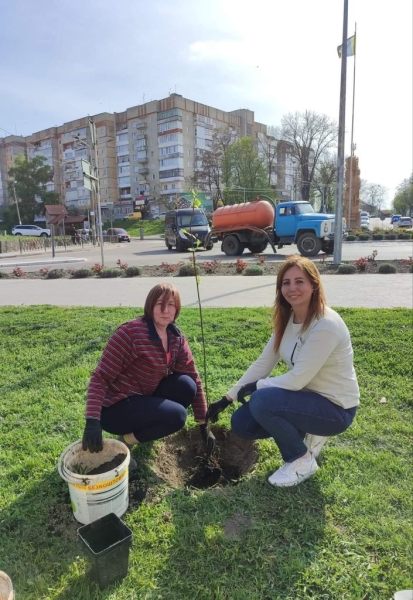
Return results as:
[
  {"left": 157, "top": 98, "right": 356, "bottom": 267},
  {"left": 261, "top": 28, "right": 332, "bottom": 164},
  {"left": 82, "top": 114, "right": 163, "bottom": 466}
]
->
[
  {"left": 248, "top": 242, "right": 268, "bottom": 253},
  {"left": 322, "top": 241, "right": 334, "bottom": 254},
  {"left": 297, "top": 233, "right": 322, "bottom": 257},
  {"left": 222, "top": 235, "right": 241, "bottom": 256},
  {"left": 206, "top": 241, "right": 214, "bottom": 250},
  {"left": 176, "top": 238, "right": 186, "bottom": 252},
  {"left": 165, "top": 241, "right": 173, "bottom": 250}
]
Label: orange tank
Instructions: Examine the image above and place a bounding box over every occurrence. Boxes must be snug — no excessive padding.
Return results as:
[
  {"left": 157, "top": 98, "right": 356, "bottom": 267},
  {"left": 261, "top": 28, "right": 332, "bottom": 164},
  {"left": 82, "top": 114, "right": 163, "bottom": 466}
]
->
[{"left": 212, "top": 199, "right": 274, "bottom": 229}]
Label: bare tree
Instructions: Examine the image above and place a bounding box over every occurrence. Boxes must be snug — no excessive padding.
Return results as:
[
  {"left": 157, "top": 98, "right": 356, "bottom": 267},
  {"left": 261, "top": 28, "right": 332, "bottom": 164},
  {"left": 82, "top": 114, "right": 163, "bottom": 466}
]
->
[
  {"left": 360, "top": 180, "right": 388, "bottom": 213},
  {"left": 311, "top": 153, "right": 337, "bottom": 212},
  {"left": 189, "top": 128, "right": 233, "bottom": 208},
  {"left": 257, "top": 127, "right": 279, "bottom": 186},
  {"left": 281, "top": 111, "right": 338, "bottom": 201}
]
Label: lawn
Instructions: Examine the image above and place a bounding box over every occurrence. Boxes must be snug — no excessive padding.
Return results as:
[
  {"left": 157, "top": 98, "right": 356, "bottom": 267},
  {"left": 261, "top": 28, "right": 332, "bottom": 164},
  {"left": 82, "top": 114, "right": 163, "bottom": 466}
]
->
[{"left": 0, "top": 306, "right": 412, "bottom": 600}]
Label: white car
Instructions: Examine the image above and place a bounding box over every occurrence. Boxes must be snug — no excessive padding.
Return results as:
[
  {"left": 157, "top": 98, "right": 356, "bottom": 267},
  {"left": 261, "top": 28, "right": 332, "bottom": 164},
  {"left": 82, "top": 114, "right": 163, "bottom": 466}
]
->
[{"left": 12, "top": 224, "right": 51, "bottom": 237}]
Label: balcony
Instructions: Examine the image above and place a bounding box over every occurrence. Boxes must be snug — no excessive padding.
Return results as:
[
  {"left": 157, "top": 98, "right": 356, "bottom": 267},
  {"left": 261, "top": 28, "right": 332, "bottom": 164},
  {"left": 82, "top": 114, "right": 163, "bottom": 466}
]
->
[
  {"left": 137, "top": 156, "right": 148, "bottom": 163},
  {"left": 135, "top": 122, "right": 147, "bottom": 129},
  {"left": 138, "top": 167, "right": 149, "bottom": 175}
]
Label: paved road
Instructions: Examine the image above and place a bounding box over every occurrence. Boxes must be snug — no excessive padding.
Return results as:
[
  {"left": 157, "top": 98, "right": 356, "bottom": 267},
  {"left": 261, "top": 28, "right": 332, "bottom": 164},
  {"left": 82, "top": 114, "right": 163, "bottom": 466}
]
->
[
  {"left": 0, "top": 273, "right": 411, "bottom": 309},
  {"left": 0, "top": 237, "right": 412, "bottom": 272}
]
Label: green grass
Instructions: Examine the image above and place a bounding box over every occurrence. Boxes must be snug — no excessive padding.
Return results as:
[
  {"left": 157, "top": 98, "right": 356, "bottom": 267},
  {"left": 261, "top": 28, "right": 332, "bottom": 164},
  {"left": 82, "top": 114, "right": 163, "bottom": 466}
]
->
[
  {"left": 0, "top": 307, "right": 412, "bottom": 599},
  {"left": 115, "top": 219, "right": 165, "bottom": 236}
]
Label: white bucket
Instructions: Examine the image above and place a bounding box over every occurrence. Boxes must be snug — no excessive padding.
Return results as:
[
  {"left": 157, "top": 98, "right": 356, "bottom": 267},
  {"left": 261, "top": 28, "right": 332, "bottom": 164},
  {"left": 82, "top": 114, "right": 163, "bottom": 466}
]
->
[
  {"left": 394, "top": 592, "right": 413, "bottom": 600},
  {"left": 58, "top": 439, "right": 130, "bottom": 525},
  {"left": 0, "top": 571, "right": 14, "bottom": 600}
]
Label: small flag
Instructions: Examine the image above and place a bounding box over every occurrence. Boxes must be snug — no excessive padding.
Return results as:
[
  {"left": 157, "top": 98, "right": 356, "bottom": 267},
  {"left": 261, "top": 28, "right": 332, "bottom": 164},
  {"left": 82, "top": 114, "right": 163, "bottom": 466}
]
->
[{"left": 337, "top": 35, "right": 356, "bottom": 58}]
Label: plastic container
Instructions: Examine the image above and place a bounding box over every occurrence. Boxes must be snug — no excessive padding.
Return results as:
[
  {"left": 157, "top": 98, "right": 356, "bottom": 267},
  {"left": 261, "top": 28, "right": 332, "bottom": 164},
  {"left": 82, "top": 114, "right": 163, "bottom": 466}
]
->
[
  {"left": 212, "top": 199, "right": 274, "bottom": 229},
  {"left": 58, "top": 439, "right": 130, "bottom": 524},
  {"left": 77, "top": 512, "right": 133, "bottom": 589},
  {"left": 0, "top": 571, "right": 14, "bottom": 600},
  {"left": 394, "top": 592, "right": 413, "bottom": 600}
]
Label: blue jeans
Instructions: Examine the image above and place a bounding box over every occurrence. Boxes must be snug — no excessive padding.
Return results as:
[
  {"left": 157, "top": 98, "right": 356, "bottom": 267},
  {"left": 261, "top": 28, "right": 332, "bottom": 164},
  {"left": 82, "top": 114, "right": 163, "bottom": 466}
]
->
[
  {"left": 231, "top": 387, "right": 357, "bottom": 462},
  {"left": 100, "top": 374, "right": 197, "bottom": 443}
]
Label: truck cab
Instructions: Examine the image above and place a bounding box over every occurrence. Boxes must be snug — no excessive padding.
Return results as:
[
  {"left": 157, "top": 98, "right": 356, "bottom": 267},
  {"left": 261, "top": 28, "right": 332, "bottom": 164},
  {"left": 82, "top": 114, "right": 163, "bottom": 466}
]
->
[{"left": 275, "top": 202, "right": 335, "bottom": 256}]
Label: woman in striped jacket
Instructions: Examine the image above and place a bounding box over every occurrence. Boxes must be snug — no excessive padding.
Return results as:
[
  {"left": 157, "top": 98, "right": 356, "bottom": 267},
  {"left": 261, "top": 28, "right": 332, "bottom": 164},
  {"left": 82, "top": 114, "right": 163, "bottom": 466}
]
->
[{"left": 82, "top": 282, "right": 213, "bottom": 469}]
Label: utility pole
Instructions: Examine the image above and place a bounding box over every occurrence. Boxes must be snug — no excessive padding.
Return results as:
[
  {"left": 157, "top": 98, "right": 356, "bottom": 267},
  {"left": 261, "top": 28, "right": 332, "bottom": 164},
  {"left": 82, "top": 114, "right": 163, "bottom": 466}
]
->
[
  {"left": 89, "top": 117, "right": 105, "bottom": 266},
  {"left": 333, "top": 0, "right": 349, "bottom": 265}
]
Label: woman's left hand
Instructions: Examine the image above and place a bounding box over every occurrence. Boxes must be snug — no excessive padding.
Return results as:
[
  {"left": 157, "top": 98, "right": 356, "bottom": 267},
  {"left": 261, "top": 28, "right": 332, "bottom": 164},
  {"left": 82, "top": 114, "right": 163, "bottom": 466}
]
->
[{"left": 237, "top": 381, "right": 257, "bottom": 404}]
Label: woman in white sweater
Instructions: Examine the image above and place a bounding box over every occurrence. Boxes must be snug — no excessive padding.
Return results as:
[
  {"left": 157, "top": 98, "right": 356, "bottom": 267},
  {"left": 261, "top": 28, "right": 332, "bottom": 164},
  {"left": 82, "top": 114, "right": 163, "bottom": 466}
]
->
[{"left": 207, "top": 255, "right": 359, "bottom": 487}]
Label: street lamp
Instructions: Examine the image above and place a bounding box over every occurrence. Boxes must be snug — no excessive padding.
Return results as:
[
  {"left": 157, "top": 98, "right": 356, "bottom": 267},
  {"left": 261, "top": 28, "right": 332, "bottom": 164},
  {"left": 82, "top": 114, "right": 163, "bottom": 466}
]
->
[{"left": 73, "top": 122, "right": 104, "bottom": 266}]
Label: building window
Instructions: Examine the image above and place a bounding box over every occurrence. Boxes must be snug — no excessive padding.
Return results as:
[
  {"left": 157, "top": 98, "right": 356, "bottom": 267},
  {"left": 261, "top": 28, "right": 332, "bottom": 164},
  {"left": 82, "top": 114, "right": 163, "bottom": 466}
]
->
[
  {"left": 159, "top": 168, "right": 184, "bottom": 179},
  {"left": 157, "top": 121, "right": 182, "bottom": 133},
  {"left": 164, "top": 184, "right": 168, "bottom": 190},
  {"left": 157, "top": 108, "right": 182, "bottom": 121}
]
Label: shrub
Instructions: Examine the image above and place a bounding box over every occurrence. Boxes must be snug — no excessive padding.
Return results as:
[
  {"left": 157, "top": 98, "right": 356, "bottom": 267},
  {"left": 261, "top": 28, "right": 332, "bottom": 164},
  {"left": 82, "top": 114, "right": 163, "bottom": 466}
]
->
[
  {"left": 47, "top": 269, "right": 65, "bottom": 279},
  {"left": 244, "top": 265, "right": 263, "bottom": 276},
  {"left": 99, "top": 268, "right": 123, "bottom": 278},
  {"left": 397, "top": 233, "right": 410, "bottom": 239},
  {"left": 254, "top": 254, "right": 266, "bottom": 265},
  {"left": 177, "top": 264, "right": 199, "bottom": 277},
  {"left": 12, "top": 267, "right": 26, "bottom": 277},
  {"left": 235, "top": 258, "right": 247, "bottom": 273},
  {"left": 91, "top": 263, "right": 104, "bottom": 274},
  {"left": 39, "top": 267, "right": 50, "bottom": 276},
  {"left": 372, "top": 234, "right": 384, "bottom": 240},
  {"left": 337, "top": 264, "right": 357, "bottom": 274},
  {"left": 124, "top": 266, "right": 141, "bottom": 277},
  {"left": 378, "top": 263, "right": 397, "bottom": 274},
  {"left": 161, "top": 262, "right": 177, "bottom": 273},
  {"left": 203, "top": 260, "right": 221, "bottom": 274},
  {"left": 354, "top": 257, "right": 368, "bottom": 272},
  {"left": 387, "top": 233, "right": 397, "bottom": 240},
  {"left": 72, "top": 268, "right": 93, "bottom": 279},
  {"left": 346, "top": 235, "right": 357, "bottom": 241},
  {"left": 46, "top": 269, "right": 66, "bottom": 279},
  {"left": 0, "top": 271, "right": 10, "bottom": 278},
  {"left": 116, "top": 259, "right": 128, "bottom": 270},
  {"left": 358, "top": 234, "right": 370, "bottom": 241}
]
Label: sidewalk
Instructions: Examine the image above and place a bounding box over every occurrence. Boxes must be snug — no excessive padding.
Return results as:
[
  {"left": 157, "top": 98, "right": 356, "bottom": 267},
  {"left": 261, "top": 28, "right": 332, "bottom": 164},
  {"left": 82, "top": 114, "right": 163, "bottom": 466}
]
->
[{"left": 0, "top": 274, "right": 411, "bottom": 308}]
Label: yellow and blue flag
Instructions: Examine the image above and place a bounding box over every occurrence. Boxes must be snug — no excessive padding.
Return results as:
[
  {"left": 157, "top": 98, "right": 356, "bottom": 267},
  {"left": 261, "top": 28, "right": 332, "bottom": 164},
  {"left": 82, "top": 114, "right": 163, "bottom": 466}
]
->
[{"left": 337, "top": 35, "right": 356, "bottom": 58}]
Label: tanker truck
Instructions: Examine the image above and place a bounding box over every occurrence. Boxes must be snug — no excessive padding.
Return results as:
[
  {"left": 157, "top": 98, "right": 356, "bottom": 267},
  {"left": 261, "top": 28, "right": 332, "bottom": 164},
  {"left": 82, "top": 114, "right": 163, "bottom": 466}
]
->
[{"left": 206, "top": 198, "right": 338, "bottom": 257}]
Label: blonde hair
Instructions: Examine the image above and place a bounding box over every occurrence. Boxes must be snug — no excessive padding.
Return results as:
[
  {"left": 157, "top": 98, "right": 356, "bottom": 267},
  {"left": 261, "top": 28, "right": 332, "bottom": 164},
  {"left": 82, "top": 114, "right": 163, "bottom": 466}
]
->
[
  {"left": 144, "top": 283, "right": 182, "bottom": 321},
  {"left": 272, "top": 255, "right": 326, "bottom": 351}
]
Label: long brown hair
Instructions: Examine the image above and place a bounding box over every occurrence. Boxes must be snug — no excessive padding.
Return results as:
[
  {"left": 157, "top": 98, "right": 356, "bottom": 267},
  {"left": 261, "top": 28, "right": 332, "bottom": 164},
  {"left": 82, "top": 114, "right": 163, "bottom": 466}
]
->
[
  {"left": 272, "top": 255, "right": 327, "bottom": 351},
  {"left": 144, "top": 283, "right": 182, "bottom": 321}
]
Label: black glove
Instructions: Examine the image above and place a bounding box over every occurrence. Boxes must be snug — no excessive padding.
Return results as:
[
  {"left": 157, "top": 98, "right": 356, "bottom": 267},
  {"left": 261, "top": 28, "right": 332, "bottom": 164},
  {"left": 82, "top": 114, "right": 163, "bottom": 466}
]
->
[
  {"left": 82, "top": 419, "right": 103, "bottom": 453},
  {"left": 199, "top": 424, "right": 216, "bottom": 458},
  {"left": 206, "top": 396, "right": 232, "bottom": 423},
  {"left": 237, "top": 382, "right": 257, "bottom": 404}
]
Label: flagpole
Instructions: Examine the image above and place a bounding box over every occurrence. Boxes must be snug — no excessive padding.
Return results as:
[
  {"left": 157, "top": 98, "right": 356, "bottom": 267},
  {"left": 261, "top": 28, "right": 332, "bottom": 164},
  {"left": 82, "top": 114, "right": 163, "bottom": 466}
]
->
[
  {"left": 333, "top": 0, "right": 349, "bottom": 264},
  {"left": 348, "top": 23, "right": 357, "bottom": 227}
]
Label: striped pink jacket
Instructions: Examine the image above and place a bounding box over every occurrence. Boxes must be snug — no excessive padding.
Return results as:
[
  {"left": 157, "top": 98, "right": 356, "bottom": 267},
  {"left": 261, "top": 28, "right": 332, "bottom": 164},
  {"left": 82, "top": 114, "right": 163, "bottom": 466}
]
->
[{"left": 85, "top": 317, "right": 207, "bottom": 421}]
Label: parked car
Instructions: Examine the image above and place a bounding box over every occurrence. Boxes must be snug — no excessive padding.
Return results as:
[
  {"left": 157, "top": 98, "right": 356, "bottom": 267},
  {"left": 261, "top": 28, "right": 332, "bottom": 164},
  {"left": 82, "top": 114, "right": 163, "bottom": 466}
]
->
[
  {"left": 396, "top": 217, "right": 412, "bottom": 229},
  {"left": 12, "top": 224, "right": 51, "bottom": 237},
  {"left": 125, "top": 211, "right": 142, "bottom": 221},
  {"left": 391, "top": 214, "right": 402, "bottom": 224},
  {"left": 360, "top": 215, "right": 370, "bottom": 229},
  {"left": 105, "top": 228, "right": 131, "bottom": 242}
]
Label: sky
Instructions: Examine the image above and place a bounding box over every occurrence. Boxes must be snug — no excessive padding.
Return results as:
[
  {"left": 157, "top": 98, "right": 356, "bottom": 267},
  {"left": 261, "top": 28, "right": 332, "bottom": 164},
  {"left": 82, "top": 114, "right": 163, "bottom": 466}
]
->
[{"left": 1, "top": 0, "right": 411, "bottom": 205}]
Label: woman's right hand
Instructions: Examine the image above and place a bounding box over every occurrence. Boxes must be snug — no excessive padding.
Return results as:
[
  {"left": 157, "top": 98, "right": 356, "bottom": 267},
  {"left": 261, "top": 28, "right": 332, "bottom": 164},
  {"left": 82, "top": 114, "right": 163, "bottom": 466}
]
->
[{"left": 82, "top": 419, "right": 103, "bottom": 453}]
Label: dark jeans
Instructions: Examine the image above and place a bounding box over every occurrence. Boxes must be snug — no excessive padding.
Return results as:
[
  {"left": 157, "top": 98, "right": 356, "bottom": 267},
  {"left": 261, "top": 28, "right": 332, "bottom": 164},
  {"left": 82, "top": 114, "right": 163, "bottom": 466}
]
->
[
  {"left": 100, "top": 374, "right": 196, "bottom": 443},
  {"left": 231, "top": 387, "right": 357, "bottom": 462}
]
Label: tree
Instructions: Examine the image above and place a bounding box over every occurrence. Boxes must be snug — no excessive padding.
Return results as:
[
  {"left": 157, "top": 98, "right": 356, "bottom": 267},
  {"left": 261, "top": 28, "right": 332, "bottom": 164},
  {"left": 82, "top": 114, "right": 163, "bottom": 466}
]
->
[
  {"left": 189, "top": 128, "right": 233, "bottom": 209},
  {"left": 281, "top": 111, "right": 338, "bottom": 201},
  {"left": 359, "top": 180, "right": 388, "bottom": 213},
  {"left": 257, "top": 128, "right": 279, "bottom": 186},
  {"left": 311, "top": 153, "right": 337, "bottom": 212},
  {"left": 392, "top": 173, "right": 413, "bottom": 216},
  {"left": 7, "top": 155, "right": 59, "bottom": 224},
  {"left": 225, "top": 137, "right": 268, "bottom": 203}
]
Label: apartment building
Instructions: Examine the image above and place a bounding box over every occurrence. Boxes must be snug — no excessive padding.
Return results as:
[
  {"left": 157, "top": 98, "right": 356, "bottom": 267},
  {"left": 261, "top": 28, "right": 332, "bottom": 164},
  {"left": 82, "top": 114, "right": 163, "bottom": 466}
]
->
[
  {"left": 0, "top": 94, "right": 295, "bottom": 218},
  {"left": 0, "top": 135, "right": 26, "bottom": 207}
]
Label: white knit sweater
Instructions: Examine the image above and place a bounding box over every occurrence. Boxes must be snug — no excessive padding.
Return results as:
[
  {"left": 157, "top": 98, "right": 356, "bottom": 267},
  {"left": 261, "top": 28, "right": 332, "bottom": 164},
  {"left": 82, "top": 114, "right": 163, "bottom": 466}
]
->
[{"left": 227, "top": 307, "right": 360, "bottom": 409}]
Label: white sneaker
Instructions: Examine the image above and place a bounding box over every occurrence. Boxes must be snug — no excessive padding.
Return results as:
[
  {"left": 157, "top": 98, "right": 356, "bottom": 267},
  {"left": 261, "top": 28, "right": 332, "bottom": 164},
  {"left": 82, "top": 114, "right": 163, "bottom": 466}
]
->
[
  {"left": 304, "top": 434, "right": 328, "bottom": 458},
  {"left": 268, "top": 453, "right": 319, "bottom": 487}
]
